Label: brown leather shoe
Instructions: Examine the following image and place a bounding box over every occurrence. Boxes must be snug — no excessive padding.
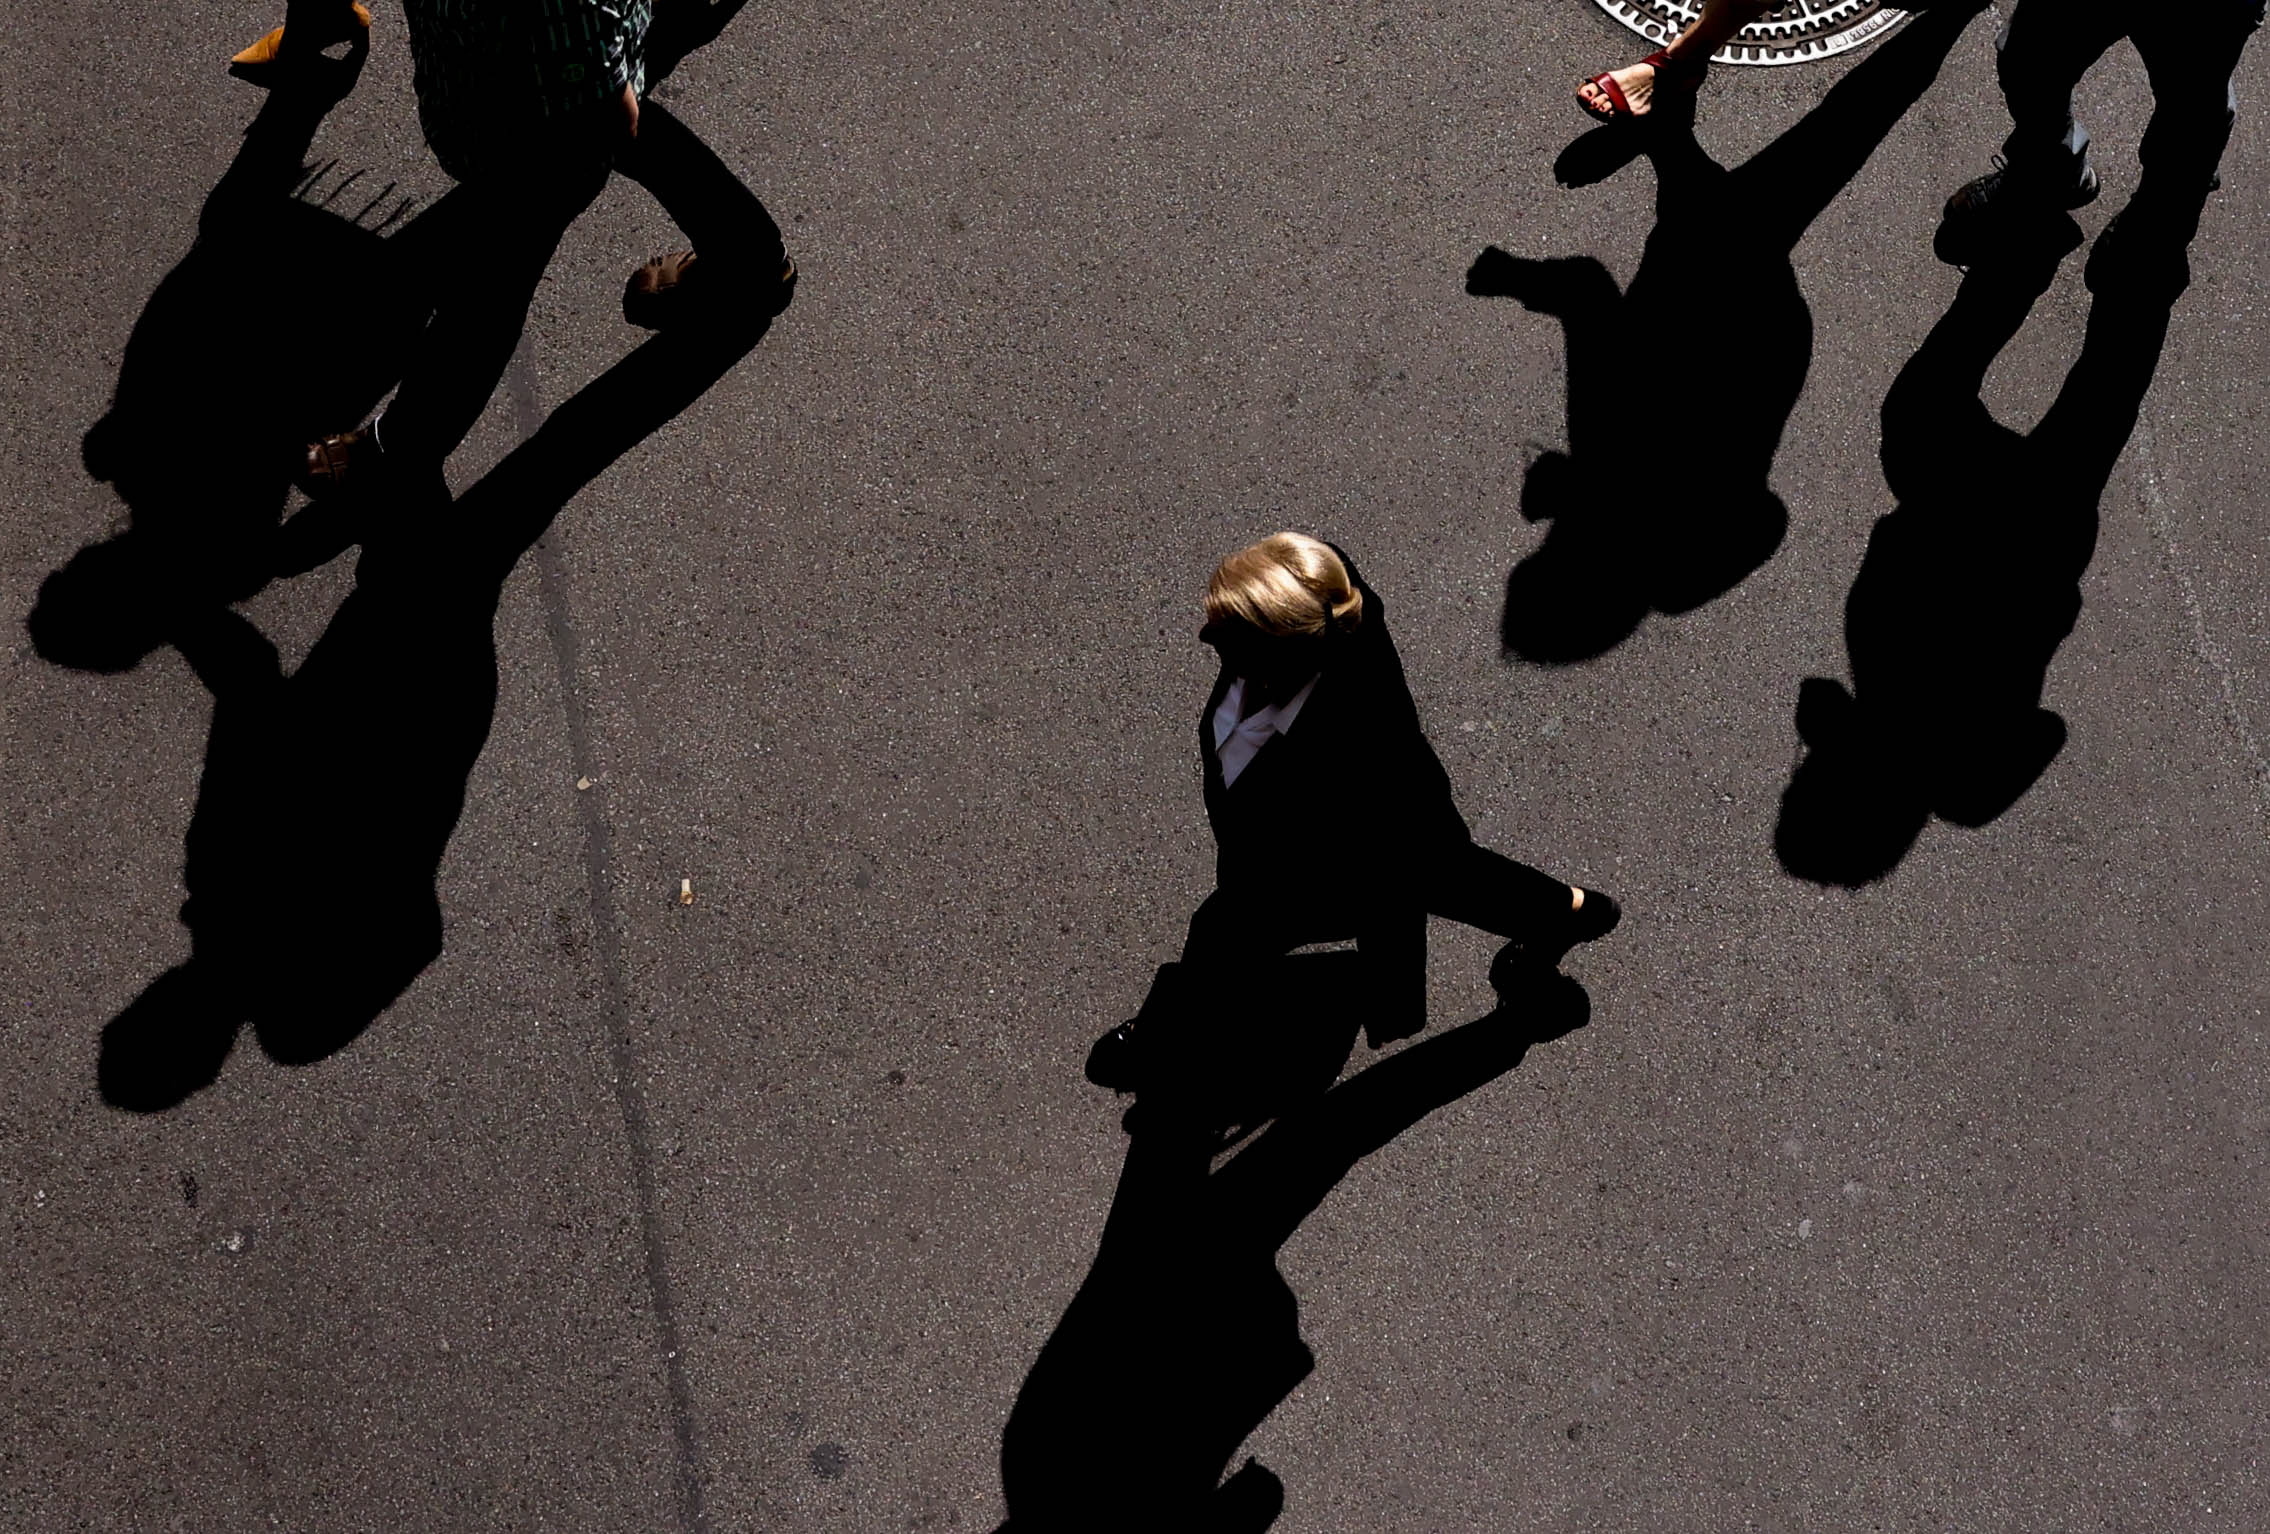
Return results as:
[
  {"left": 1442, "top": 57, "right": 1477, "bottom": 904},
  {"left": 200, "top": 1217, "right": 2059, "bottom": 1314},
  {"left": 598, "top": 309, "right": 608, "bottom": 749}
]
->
[
  {"left": 622, "top": 250, "right": 797, "bottom": 329},
  {"left": 297, "top": 426, "right": 381, "bottom": 497}
]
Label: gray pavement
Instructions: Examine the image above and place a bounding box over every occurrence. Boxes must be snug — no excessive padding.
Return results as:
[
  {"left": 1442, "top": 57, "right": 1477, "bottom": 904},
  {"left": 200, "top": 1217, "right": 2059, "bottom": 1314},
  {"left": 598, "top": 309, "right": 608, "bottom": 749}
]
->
[{"left": 6, "top": 1, "right": 2269, "bottom": 1530}]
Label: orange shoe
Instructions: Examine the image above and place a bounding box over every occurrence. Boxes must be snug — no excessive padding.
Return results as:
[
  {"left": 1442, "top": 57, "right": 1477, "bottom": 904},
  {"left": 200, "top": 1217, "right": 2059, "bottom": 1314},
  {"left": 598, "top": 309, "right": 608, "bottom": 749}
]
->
[{"left": 229, "top": 1, "right": 370, "bottom": 83}]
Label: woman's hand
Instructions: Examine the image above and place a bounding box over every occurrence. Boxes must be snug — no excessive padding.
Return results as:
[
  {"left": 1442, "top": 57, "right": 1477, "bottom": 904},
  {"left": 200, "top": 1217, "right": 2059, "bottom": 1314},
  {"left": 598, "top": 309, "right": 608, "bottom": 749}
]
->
[{"left": 617, "top": 80, "right": 640, "bottom": 139}]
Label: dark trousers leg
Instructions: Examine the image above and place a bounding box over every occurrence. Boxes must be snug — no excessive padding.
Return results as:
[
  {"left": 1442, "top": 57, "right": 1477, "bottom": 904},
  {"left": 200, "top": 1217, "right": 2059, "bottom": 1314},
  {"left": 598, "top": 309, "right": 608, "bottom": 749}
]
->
[
  {"left": 375, "top": 168, "right": 606, "bottom": 468},
  {"left": 613, "top": 99, "right": 786, "bottom": 273},
  {"left": 2131, "top": 3, "right": 2265, "bottom": 196},
  {"left": 1995, "top": 0, "right": 2129, "bottom": 181},
  {"left": 1172, "top": 845, "right": 1568, "bottom": 1053},
  {"left": 1181, "top": 840, "right": 1571, "bottom": 961},
  {"left": 1421, "top": 841, "right": 1574, "bottom": 941}
]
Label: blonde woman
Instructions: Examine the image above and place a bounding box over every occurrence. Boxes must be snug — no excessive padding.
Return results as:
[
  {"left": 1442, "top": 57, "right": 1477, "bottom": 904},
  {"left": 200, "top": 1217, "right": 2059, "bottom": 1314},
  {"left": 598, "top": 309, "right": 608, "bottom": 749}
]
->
[{"left": 1086, "top": 534, "right": 1619, "bottom": 1091}]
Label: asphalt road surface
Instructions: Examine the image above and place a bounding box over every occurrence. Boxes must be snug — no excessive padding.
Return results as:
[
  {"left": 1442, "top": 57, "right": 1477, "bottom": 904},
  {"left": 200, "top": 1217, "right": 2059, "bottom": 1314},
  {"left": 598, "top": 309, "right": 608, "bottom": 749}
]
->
[{"left": 6, "top": 2, "right": 2269, "bottom": 1530}]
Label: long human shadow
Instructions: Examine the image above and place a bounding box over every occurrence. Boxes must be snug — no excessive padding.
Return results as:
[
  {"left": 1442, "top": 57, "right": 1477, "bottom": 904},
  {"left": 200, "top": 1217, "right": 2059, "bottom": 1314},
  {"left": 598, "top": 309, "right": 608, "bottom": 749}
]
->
[
  {"left": 1774, "top": 183, "right": 2217, "bottom": 885},
  {"left": 86, "top": 304, "right": 778, "bottom": 1109},
  {"left": 27, "top": 0, "right": 752, "bottom": 675},
  {"left": 1464, "top": 0, "right": 1988, "bottom": 664},
  {"left": 994, "top": 958, "right": 1591, "bottom": 1533},
  {"left": 24, "top": 58, "right": 781, "bottom": 1109},
  {"left": 26, "top": 54, "right": 446, "bottom": 673}
]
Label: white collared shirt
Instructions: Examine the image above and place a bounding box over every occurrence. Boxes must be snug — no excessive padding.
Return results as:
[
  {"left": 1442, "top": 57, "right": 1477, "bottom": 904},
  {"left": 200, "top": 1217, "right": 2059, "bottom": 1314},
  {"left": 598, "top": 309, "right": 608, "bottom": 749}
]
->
[{"left": 1211, "top": 672, "right": 1321, "bottom": 787}]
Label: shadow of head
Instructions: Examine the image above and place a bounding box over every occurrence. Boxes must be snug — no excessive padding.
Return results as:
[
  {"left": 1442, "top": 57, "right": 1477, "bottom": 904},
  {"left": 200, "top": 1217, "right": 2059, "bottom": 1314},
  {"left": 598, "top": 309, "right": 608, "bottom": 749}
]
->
[
  {"left": 1775, "top": 672, "right": 2071, "bottom": 887},
  {"left": 97, "top": 883, "right": 443, "bottom": 1113},
  {"left": 1773, "top": 678, "right": 1932, "bottom": 887},
  {"left": 1492, "top": 444, "right": 1787, "bottom": 665}
]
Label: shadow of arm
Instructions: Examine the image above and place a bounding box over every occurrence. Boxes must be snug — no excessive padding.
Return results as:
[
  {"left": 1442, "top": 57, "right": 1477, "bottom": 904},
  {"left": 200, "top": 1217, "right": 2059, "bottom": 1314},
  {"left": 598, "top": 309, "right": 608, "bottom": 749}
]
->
[{"left": 202, "top": 57, "right": 369, "bottom": 234}]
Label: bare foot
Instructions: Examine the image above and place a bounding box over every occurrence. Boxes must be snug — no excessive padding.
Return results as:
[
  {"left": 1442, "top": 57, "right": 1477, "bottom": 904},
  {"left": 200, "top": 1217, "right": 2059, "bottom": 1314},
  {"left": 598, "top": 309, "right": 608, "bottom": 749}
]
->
[{"left": 1577, "top": 61, "right": 1658, "bottom": 118}]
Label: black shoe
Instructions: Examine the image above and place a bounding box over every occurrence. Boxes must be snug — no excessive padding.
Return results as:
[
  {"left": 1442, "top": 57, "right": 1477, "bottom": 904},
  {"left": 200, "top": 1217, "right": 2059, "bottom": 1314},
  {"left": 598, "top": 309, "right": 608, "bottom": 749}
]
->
[
  {"left": 1490, "top": 888, "right": 1622, "bottom": 988},
  {"left": 2083, "top": 180, "right": 2216, "bottom": 300},
  {"left": 1568, "top": 888, "right": 1621, "bottom": 944},
  {"left": 1084, "top": 1021, "right": 1143, "bottom": 1092},
  {"left": 623, "top": 251, "right": 797, "bottom": 330},
  {"left": 1936, "top": 156, "right": 2100, "bottom": 267},
  {"left": 2084, "top": 212, "right": 2189, "bottom": 301}
]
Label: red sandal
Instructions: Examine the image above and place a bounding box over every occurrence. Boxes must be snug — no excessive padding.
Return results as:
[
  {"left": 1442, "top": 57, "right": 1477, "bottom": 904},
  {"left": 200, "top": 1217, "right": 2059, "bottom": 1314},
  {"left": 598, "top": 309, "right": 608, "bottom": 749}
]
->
[{"left": 1578, "top": 47, "right": 1706, "bottom": 123}]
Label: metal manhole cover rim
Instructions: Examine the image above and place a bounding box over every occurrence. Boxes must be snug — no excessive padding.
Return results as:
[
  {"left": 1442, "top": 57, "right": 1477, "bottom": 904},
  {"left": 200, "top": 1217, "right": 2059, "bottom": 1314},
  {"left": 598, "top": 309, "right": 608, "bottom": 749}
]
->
[{"left": 1589, "top": 1, "right": 1924, "bottom": 67}]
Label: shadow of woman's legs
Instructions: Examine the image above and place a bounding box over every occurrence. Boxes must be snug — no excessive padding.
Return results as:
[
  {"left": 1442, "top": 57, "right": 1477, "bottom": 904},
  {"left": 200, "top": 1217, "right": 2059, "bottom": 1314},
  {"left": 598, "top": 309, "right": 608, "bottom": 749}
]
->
[{"left": 996, "top": 967, "right": 1589, "bottom": 1532}]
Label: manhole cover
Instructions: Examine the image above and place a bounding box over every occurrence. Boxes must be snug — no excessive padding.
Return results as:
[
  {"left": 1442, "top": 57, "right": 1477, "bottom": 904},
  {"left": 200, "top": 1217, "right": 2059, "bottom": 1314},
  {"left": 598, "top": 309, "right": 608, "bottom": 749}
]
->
[{"left": 1591, "top": 1, "right": 1918, "bottom": 67}]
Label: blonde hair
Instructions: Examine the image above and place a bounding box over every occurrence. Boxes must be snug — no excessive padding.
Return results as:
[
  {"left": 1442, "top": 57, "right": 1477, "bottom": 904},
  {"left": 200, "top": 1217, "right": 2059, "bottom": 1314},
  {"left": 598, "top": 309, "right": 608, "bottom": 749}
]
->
[{"left": 1205, "top": 532, "right": 1365, "bottom": 640}]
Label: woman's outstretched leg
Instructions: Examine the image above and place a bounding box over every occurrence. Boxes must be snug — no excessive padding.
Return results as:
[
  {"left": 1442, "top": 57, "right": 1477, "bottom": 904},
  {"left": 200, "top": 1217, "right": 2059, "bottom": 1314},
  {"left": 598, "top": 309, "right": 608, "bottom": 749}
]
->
[{"left": 1425, "top": 841, "right": 1620, "bottom": 974}]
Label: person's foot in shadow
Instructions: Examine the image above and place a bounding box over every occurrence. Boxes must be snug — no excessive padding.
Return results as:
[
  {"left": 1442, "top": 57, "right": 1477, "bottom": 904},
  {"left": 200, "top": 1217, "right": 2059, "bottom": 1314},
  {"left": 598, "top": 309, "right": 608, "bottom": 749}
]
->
[
  {"left": 1776, "top": 172, "right": 2215, "bottom": 884},
  {"left": 998, "top": 960, "right": 1590, "bottom": 1532},
  {"left": 1467, "top": 2, "right": 1991, "bottom": 665}
]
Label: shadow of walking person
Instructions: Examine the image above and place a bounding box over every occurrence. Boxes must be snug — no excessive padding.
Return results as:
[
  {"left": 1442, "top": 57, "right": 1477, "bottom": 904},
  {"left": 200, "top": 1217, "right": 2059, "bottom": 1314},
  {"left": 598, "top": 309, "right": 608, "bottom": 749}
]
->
[
  {"left": 1465, "top": 1, "right": 1989, "bottom": 665},
  {"left": 91, "top": 303, "right": 781, "bottom": 1111},
  {"left": 26, "top": 55, "right": 438, "bottom": 673},
  {"left": 24, "top": 23, "right": 779, "bottom": 1109},
  {"left": 995, "top": 958, "right": 1590, "bottom": 1533},
  {"left": 1775, "top": 181, "right": 2213, "bottom": 885}
]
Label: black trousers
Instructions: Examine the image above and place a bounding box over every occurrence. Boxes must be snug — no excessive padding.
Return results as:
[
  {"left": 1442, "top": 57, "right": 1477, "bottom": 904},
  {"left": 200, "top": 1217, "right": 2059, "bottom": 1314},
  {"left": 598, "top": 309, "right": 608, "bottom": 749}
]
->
[
  {"left": 1178, "top": 840, "right": 1572, "bottom": 1040},
  {"left": 1998, "top": 0, "right": 2265, "bottom": 195},
  {"left": 1182, "top": 840, "right": 1571, "bottom": 963},
  {"left": 379, "top": 98, "right": 784, "bottom": 468}
]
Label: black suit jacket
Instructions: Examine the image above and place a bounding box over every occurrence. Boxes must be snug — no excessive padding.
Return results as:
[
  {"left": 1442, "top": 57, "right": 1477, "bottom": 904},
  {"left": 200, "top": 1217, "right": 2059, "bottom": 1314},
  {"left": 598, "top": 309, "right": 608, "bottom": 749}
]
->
[{"left": 1197, "top": 551, "right": 1470, "bottom": 1020}]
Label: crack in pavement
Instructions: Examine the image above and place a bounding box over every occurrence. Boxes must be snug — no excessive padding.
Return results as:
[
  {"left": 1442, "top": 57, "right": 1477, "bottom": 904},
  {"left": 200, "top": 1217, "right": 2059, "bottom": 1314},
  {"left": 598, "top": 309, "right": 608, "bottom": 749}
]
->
[
  {"left": 507, "top": 336, "right": 712, "bottom": 1534},
  {"left": 2133, "top": 412, "right": 2270, "bottom": 848}
]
